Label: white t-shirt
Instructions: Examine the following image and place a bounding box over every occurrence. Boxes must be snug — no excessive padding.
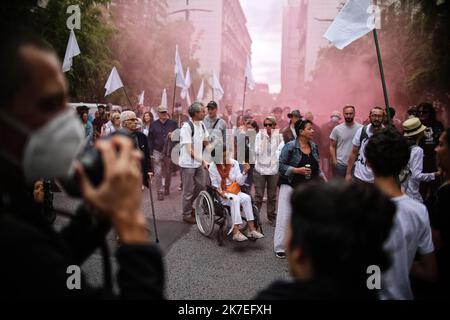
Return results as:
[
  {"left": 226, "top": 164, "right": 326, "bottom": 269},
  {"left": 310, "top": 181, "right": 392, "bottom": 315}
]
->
[
  {"left": 352, "top": 124, "right": 376, "bottom": 183},
  {"left": 179, "top": 121, "right": 209, "bottom": 168},
  {"left": 380, "top": 195, "right": 434, "bottom": 300},
  {"left": 402, "top": 146, "right": 435, "bottom": 202}
]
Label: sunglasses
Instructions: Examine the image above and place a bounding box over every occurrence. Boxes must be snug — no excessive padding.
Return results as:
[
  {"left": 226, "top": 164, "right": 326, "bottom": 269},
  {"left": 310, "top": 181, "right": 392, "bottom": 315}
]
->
[{"left": 263, "top": 123, "right": 273, "bottom": 127}]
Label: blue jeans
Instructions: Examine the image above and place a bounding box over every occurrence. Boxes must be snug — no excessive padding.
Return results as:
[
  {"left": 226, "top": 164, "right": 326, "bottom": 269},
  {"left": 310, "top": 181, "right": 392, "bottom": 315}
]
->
[{"left": 332, "top": 163, "right": 347, "bottom": 179}]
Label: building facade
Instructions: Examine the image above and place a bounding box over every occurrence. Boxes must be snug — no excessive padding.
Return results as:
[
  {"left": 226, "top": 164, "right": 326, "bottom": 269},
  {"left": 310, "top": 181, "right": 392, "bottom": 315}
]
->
[
  {"left": 280, "top": 0, "right": 308, "bottom": 107},
  {"left": 167, "top": 0, "right": 252, "bottom": 107},
  {"left": 304, "top": 0, "right": 341, "bottom": 81},
  {"left": 279, "top": 0, "right": 341, "bottom": 106}
]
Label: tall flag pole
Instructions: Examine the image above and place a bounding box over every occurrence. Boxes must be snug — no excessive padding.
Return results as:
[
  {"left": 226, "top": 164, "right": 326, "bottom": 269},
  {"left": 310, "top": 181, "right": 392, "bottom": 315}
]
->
[
  {"left": 211, "top": 71, "right": 224, "bottom": 102},
  {"left": 181, "top": 67, "right": 192, "bottom": 106},
  {"left": 174, "top": 45, "right": 186, "bottom": 115},
  {"left": 241, "top": 55, "right": 255, "bottom": 116},
  {"left": 196, "top": 80, "right": 205, "bottom": 102},
  {"left": 324, "top": 0, "right": 391, "bottom": 127},
  {"left": 104, "top": 66, "right": 132, "bottom": 108},
  {"left": 138, "top": 90, "right": 145, "bottom": 105}
]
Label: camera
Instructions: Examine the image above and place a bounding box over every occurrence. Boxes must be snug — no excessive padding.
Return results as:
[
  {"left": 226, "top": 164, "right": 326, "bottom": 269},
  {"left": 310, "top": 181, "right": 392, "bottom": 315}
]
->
[
  {"left": 61, "top": 130, "right": 137, "bottom": 198},
  {"left": 42, "top": 179, "right": 56, "bottom": 224}
]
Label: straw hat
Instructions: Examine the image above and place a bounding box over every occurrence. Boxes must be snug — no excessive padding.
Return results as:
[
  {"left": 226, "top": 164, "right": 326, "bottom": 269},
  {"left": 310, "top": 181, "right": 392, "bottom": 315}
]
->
[{"left": 402, "top": 117, "right": 427, "bottom": 137}]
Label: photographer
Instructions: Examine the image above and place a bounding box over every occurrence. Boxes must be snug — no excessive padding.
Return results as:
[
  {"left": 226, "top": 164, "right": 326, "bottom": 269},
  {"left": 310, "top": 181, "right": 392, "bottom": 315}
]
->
[{"left": 0, "top": 31, "right": 164, "bottom": 299}]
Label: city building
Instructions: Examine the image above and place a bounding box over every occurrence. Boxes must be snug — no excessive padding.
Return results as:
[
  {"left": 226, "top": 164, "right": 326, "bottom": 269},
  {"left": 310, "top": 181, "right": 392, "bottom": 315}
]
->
[
  {"left": 304, "top": 0, "right": 341, "bottom": 80},
  {"left": 280, "top": 0, "right": 308, "bottom": 107},
  {"left": 167, "top": 0, "right": 252, "bottom": 107},
  {"left": 279, "top": 0, "right": 341, "bottom": 106}
]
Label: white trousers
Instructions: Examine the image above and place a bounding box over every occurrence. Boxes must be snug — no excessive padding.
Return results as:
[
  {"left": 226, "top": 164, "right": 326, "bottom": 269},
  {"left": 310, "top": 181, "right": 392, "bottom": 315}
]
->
[
  {"left": 222, "top": 191, "right": 254, "bottom": 234},
  {"left": 274, "top": 184, "right": 294, "bottom": 253}
]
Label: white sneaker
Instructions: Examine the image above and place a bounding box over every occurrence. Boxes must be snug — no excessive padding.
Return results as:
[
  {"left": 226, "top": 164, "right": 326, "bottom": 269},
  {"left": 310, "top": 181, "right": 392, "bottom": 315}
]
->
[
  {"left": 247, "top": 230, "right": 264, "bottom": 239},
  {"left": 232, "top": 233, "right": 248, "bottom": 242}
]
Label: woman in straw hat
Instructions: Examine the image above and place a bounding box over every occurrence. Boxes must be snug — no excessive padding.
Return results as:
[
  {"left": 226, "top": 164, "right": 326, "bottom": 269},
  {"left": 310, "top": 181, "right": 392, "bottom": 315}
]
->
[{"left": 401, "top": 117, "right": 441, "bottom": 202}]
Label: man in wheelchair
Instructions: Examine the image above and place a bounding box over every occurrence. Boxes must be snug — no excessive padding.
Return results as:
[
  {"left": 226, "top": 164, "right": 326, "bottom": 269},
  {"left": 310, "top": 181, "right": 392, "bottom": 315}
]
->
[{"left": 207, "top": 148, "right": 264, "bottom": 242}]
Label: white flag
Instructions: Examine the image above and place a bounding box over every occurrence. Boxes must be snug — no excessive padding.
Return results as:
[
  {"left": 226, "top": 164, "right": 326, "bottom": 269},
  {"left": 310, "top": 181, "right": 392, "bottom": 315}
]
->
[
  {"left": 180, "top": 67, "right": 192, "bottom": 102},
  {"left": 245, "top": 56, "right": 256, "bottom": 90},
  {"left": 138, "top": 91, "right": 145, "bottom": 105},
  {"left": 104, "top": 67, "right": 124, "bottom": 97},
  {"left": 211, "top": 71, "right": 224, "bottom": 101},
  {"left": 174, "top": 45, "right": 185, "bottom": 88},
  {"left": 161, "top": 88, "right": 168, "bottom": 108},
  {"left": 324, "top": 0, "right": 375, "bottom": 50},
  {"left": 62, "top": 29, "right": 81, "bottom": 73},
  {"left": 196, "top": 80, "right": 205, "bottom": 102}
]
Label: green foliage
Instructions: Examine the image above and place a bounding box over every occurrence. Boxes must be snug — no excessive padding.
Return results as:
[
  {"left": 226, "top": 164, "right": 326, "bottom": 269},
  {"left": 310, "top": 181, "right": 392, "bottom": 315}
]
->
[
  {"left": 1, "top": 0, "right": 114, "bottom": 102},
  {"left": 308, "top": 0, "right": 450, "bottom": 117},
  {"left": 1, "top": 1, "right": 202, "bottom": 108}
]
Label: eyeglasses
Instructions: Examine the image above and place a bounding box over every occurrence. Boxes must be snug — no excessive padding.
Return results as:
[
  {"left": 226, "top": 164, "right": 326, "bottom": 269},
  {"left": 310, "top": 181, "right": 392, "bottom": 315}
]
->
[{"left": 263, "top": 123, "right": 273, "bottom": 127}]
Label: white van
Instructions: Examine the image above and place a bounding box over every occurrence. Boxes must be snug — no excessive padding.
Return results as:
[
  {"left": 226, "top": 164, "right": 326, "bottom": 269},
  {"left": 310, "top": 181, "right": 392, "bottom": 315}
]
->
[{"left": 69, "top": 102, "right": 123, "bottom": 117}]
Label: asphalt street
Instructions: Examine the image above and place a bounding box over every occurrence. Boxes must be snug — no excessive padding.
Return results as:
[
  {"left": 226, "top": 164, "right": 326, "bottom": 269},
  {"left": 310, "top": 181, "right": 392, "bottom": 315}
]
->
[{"left": 53, "top": 174, "right": 290, "bottom": 299}]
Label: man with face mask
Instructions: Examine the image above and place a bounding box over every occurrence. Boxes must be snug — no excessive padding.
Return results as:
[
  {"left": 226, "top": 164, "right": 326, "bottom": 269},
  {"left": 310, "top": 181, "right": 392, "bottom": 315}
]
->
[
  {"left": 345, "top": 107, "right": 385, "bottom": 183},
  {"left": 0, "top": 31, "right": 164, "bottom": 299}
]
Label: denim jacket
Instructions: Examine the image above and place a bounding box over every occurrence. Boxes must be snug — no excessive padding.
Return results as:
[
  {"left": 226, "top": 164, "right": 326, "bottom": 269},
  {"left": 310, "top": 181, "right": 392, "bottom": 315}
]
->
[{"left": 278, "top": 139, "right": 325, "bottom": 184}]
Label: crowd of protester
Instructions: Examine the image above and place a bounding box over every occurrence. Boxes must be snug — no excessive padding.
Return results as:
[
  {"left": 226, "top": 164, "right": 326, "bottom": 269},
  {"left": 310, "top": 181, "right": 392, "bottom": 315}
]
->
[{"left": 1, "top": 30, "right": 450, "bottom": 300}]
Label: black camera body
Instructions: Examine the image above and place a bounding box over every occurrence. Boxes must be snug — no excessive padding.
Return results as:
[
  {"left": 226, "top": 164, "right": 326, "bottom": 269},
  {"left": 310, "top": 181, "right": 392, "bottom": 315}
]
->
[
  {"left": 42, "top": 179, "right": 56, "bottom": 224},
  {"left": 61, "top": 130, "right": 137, "bottom": 198}
]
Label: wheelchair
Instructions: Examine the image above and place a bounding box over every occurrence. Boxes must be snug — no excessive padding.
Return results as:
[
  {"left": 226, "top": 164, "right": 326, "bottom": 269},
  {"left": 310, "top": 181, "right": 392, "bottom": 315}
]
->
[{"left": 194, "top": 184, "right": 263, "bottom": 246}]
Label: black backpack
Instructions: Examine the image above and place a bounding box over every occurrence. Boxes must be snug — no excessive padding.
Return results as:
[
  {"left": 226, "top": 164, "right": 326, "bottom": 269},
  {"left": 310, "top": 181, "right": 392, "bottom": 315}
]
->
[{"left": 188, "top": 120, "right": 206, "bottom": 137}]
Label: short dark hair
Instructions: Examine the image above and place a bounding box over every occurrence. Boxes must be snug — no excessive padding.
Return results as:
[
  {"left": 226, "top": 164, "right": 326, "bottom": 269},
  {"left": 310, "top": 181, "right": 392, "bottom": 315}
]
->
[
  {"left": 388, "top": 107, "right": 396, "bottom": 118},
  {"left": 0, "top": 28, "right": 53, "bottom": 108},
  {"left": 445, "top": 128, "right": 450, "bottom": 148},
  {"left": 370, "top": 106, "right": 384, "bottom": 115},
  {"left": 343, "top": 105, "right": 355, "bottom": 112},
  {"left": 364, "top": 129, "right": 410, "bottom": 177},
  {"left": 246, "top": 119, "right": 259, "bottom": 133},
  {"left": 294, "top": 119, "right": 312, "bottom": 136},
  {"left": 416, "top": 102, "right": 437, "bottom": 121},
  {"left": 290, "top": 181, "right": 395, "bottom": 284}
]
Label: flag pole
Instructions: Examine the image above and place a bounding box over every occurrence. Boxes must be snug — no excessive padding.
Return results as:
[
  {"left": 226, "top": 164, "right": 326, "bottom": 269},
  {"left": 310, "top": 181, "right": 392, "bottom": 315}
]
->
[
  {"left": 190, "top": 84, "right": 196, "bottom": 102},
  {"left": 172, "top": 77, "right": 177, "bottom": 116},
  {"left": 122, "top": 87, "right": 133, "bottom": 109},
  {"left": 372, "top": 29, "right": 392, "bottom": 128},
  {"left": 241, "top": 76, "right": 248, "bottom": 117}
]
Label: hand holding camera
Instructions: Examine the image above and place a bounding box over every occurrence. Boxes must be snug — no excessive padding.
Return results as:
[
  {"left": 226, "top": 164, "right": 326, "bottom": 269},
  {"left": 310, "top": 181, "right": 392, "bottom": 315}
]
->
[{"left": 75, "top": 135, "right": 150, "bottom": 244}]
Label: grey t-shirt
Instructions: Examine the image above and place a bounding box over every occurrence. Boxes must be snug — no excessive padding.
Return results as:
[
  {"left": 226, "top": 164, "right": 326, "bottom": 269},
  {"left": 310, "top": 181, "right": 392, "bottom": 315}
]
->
[
  {"left": 329, "top": 122, "right": 362, "bottom": 166},
  {"left": 203, "top": 116, "right": 227, "bottom": 145}
]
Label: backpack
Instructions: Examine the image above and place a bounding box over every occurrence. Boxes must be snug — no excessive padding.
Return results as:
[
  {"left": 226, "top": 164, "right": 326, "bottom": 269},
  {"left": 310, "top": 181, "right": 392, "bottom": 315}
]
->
[
  {"left": 188, "top": 121, "right": 206, "bottom": 137},
  {"left": 359, "top": 125, "right": 369, "bottom": 147}
]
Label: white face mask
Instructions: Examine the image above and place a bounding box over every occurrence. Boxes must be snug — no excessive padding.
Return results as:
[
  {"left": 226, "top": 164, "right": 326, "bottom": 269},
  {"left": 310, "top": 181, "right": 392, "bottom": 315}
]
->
[
  {"left": 0, "top": 109, "right": 85, "bottom": 185},
  {"left": 175, "top": 107, "right": 182, "bottom": 114},
  {"left": 331, "top": 116, "right": 340, "bottom": 123}
]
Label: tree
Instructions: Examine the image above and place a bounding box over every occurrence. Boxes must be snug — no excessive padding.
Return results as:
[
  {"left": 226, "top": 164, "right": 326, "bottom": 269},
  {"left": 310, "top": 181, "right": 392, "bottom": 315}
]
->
[
  {"left": 107, "top": 1, "right": 202, "bottom": 109},
  {"left": 307, "top": 0, "right": 450, "bottom": 124},
  {"left": 1, "top": 0, "right": 115, "bottom": 102}
]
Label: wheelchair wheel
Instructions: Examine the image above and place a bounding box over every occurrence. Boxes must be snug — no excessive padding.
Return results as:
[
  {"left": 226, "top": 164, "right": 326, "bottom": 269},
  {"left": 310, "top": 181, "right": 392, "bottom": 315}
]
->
[{"left": 195, "top": 191, "right": 215, "bottom": 237}]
